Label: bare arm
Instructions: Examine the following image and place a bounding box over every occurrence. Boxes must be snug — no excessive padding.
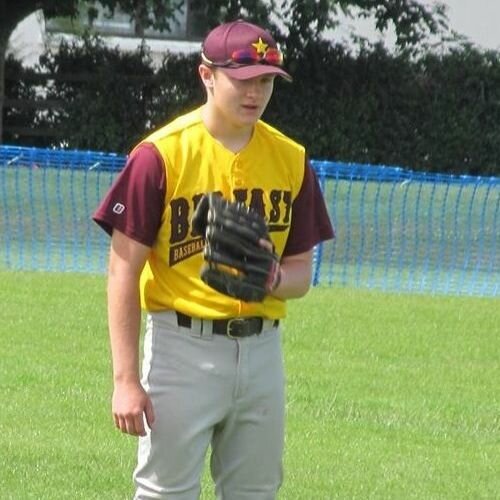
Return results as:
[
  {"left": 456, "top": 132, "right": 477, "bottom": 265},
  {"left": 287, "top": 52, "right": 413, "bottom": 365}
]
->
[
  {"left": 271, "top": 249, "right": 313, "bottom": 300},
  {"left": 107, "top": 229, "right": 154, "bottom": 436}
]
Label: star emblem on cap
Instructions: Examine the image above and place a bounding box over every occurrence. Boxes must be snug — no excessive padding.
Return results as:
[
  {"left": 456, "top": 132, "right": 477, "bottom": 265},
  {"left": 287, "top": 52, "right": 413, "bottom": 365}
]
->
[{"left": 251, "top": 37, "right": 268, "bottom": 55}]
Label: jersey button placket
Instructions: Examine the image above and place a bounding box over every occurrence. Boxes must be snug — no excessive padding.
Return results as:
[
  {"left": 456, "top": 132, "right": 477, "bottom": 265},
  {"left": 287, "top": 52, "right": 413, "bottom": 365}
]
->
[
  {"left": 231, "top": 158, "right": 244, "bottom": 191},
  {"left": 231, "top": 157, "right": 247, "bottom": 318}
]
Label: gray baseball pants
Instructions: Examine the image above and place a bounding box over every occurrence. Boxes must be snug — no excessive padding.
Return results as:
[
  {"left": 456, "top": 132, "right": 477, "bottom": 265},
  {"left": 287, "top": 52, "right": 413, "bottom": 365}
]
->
[{"left": 133, "top": 311, "right": 285, "bottom": 499}]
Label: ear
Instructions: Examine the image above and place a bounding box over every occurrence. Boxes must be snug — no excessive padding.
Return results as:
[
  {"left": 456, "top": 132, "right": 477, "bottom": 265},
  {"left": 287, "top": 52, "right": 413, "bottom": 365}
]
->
[{"left": 199, "top": 64, "right": 215, "bottom": 89}]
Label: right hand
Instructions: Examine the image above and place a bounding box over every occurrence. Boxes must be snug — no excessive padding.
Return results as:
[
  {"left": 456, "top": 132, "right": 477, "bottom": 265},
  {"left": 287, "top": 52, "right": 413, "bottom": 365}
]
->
[{"left": 112, "top": 380, "right": 155, "bottom": 437}]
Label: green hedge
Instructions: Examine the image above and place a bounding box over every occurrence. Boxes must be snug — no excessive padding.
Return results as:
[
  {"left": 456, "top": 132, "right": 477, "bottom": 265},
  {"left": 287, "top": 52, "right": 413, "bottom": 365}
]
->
[
  {"left": 267, "top": 42, "right": 500, "bottom": 175},
  {"left": 4, "top": 35, "right": 500, "bottom": 176}
]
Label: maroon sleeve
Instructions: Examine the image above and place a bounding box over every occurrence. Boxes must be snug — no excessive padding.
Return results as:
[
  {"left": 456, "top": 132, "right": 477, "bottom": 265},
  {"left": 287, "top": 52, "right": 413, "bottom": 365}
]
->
[
  {"left": 92, "top": 143, "right": 166, "bottom": 247},
  {"left": 282, "top": 160, "right": 335, "bottom": 257}
]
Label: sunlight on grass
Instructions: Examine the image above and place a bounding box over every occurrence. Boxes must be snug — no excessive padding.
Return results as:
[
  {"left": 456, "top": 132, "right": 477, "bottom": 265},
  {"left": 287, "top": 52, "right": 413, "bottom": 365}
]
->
[{"left": 1, "top": 272, "right": 498, "bottom": 499}]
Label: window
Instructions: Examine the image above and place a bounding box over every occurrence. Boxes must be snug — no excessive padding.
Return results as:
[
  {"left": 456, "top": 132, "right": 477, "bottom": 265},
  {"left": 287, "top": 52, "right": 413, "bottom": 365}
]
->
[{"left": 46, "top": 1, "right": 207, "bottom": 40}]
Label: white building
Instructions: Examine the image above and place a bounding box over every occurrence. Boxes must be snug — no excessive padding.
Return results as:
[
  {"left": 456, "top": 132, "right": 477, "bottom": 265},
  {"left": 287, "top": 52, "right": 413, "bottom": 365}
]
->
[{"left": 7, "top": 5, "right": 201, "bottom": 69}]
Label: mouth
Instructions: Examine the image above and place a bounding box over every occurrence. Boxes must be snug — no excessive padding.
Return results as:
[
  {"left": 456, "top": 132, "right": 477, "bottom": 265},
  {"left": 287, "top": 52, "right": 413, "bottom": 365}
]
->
[{"left": 241, "top": 103, "right": 259, "bottom": 110}]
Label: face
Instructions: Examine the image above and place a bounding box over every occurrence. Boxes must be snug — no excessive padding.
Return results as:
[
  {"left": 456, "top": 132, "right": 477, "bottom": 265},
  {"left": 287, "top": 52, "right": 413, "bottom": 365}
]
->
[{"left": 201, "top": 65, "right": 275, "bottom": 129}]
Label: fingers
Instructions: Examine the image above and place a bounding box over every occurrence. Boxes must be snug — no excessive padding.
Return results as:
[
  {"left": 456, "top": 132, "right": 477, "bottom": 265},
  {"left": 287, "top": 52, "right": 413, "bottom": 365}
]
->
[
  {"left": 144, "top": 397, "right": 156, "bottom": 430},
  {"left": 266, "top": 260, "right": 282, "bottom": 293},
  {"left": 113, "top": 409, "right": 147, "bottom": 436},
  {"left": 259, "top": 238, "right": 274, "bottom": 252},
  {"left": 112, "top": 387, "right": 154, "bottom": 437}
]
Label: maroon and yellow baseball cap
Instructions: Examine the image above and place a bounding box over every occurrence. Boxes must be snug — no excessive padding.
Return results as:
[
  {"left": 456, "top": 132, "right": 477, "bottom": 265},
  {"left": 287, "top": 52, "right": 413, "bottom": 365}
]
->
[{"left": 201, "top": 20, "right": 292, "bottom": 81}]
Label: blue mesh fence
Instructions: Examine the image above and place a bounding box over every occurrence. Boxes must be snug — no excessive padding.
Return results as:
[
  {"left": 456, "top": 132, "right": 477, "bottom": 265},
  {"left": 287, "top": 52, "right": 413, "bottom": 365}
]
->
[
  {"left": 1, "top": 145, "right": 498, "bottom": 297},
  {"left": 311, "top": 161, "right": 499, "bottom": 297}
]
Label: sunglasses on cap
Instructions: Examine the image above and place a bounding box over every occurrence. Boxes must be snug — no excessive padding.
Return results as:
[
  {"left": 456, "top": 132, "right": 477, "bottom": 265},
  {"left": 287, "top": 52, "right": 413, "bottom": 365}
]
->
[{"left": 202, "top": 47, "right": 284, "bottom": 68}]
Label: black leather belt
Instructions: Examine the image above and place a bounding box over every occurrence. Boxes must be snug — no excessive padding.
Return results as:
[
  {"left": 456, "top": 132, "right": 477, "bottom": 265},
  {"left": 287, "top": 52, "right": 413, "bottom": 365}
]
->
[{"left": 176, "top": 311, "right": 279, "bottom": 338}]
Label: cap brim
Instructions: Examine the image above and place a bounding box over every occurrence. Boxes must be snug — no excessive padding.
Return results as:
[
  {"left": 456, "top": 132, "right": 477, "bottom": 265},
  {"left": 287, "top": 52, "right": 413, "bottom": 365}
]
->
[{"left": 219, "top": 65, "right": 293, "bottom": 82}]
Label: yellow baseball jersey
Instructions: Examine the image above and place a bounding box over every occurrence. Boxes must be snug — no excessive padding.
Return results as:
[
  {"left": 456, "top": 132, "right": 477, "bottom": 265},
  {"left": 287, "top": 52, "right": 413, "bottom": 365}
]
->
[{"left": 139, "top": 107, "right": 305, "bottom": 319}]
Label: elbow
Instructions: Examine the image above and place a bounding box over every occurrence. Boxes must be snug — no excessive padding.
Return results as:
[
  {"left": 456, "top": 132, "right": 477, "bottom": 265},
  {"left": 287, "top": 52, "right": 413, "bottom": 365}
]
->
[
  {"left": 292, "top": 280, "right": 312, "bottom": 299},
  {"left": 276, "top": 282, "right": 310, "bottom": 300},
  {"left": 293, "top": 265, "right": 313, "bottom": 298}
]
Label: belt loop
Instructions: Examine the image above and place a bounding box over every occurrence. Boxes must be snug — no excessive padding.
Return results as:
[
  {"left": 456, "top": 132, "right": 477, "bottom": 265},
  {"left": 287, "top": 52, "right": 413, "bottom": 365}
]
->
[
  {"left": 188, "top": 317, "right": 202, "bottom": 338},
  {"left": 262, "top": 319, "right": 279, "bottom": 331},
  {"left": 200, "top": 319, "right": 213, "bottom": 340}
]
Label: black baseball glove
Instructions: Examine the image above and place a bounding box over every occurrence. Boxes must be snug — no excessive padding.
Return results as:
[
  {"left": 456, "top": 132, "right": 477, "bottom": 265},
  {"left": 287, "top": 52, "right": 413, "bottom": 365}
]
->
[{"left": 192, "top": 193, "right": 281, "bottom": 302}]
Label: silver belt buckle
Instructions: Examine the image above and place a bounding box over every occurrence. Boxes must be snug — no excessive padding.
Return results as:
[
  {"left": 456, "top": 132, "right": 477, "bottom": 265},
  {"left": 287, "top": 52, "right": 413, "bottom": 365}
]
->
[{"left": 226, "top": 318, "right": 247, "bottom": 338}]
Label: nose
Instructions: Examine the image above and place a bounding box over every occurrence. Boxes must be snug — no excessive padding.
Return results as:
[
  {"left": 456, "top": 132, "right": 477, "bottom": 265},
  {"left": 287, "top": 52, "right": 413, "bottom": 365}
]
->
[{"left": 244, "top": 79, "right": 262, "bottom": 97}]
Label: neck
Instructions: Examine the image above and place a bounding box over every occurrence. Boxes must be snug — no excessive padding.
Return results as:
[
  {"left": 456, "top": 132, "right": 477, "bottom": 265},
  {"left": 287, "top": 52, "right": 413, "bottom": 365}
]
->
[{"left": 201, "top": 104, "right": 254, "bottom": 153}]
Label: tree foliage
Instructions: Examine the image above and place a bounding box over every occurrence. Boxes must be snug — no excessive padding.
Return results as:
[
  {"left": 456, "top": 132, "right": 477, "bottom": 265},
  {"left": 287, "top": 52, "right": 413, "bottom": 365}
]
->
[
  {"left": 37, "top": 34, "right": 159, "bottom": 151},
  {"left": 5, "top": 32, "right": 500, "bottom": 176},
  {"left": 0, "top": 0, "right": 183, "bottom": 141},
  {"left": 0, "top": 0, "right": 453, "bottom": 139},
  {"left": 5, "top": 0, "right": 495, "bottom": 176}
]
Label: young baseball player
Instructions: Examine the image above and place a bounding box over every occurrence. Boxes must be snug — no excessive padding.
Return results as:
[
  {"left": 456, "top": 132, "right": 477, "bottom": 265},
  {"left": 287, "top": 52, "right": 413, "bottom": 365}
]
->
[{"left": 93, "top": 19, "right": 334, "bottom": 499}]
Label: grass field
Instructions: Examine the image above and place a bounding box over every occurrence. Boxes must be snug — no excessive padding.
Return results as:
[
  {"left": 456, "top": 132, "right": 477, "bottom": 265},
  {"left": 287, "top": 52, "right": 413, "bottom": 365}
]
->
[{"left": 1, "top": 270, "right": 499, "bottom": 499}]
